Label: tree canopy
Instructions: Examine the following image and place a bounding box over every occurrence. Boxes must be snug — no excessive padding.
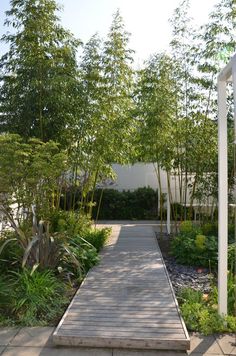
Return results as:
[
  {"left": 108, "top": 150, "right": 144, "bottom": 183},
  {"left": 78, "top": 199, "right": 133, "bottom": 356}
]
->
[
  {"left": 0, "top": 0, "right": 80, "bottom": 143},
  {"left": 0, "top": 0, "right": 235, "bottom": 217}
]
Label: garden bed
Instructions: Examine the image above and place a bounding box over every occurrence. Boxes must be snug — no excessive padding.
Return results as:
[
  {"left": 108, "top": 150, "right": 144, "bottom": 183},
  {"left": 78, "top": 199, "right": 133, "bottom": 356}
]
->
[
  {"left": 0, "top": 214, "right": 111, "bottom": 327},
  {"left": 157, "top": 234, "right": 212, "bottom": 294},
  {"left": 156, "top": 224, "right": 236, "bottom": 335}
]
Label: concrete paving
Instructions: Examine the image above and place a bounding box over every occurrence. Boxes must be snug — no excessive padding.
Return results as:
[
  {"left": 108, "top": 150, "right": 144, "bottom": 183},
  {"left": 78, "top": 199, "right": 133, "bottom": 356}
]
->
[{"left": 0, "top": 327, "right": 235, "bottom": 355}]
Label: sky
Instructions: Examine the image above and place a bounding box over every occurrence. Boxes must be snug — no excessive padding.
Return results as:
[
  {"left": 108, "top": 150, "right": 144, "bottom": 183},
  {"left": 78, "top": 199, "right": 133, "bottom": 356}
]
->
[{"left": 0, "top": 0, "right": 219, "bottom": 65}]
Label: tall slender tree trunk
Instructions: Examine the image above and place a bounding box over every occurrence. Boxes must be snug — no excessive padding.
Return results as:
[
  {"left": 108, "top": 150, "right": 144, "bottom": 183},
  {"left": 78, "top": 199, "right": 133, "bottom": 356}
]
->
[
  {"left": 167, "top": 171, "right": 178, "bottom": 233},
  {"left": 39, "top": 60, "right": 44, "bottom": 141},
  {"left": 153, "top": 163, "right": 163, "bottom": 236},
  {"left": 184, "top": 161, "right": 188, "bottom": 220},
  {"left": 95, "top": 188, "right": 104, "bottom": 227},
  {"left": 177, "top": 146, "right": 184, "bottom": 220},
  {"left": 72, "top": 163, "right": 78, "bottom": 211},
  {"left": 88, "top": 166, "right": 100, "bottom": 217},
  {"left": 189, "top": 174, "right": 197, "bottom": 220}
]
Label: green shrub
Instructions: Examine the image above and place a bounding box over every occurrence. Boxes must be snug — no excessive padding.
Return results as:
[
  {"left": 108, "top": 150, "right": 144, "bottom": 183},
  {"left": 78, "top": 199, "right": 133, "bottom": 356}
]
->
[
  {"left": 50, "top": 210, "right": 92, "bottom": 236},
  {"left": 171, "top": 222, "right": 234, "bottom": 269},
  {"left": 171, "top": 234, "right": 195, "bottom": 265},
  {"left": 0, "top": 275, "right": 12, "bottom": 309},
  {"left": 228, "top": 243, "right": 236, "bottom": 272},
  {"left": 201, "top": 222, "right": 217, "bottom": 236},
  {"left": 208, "top": 273, "right": 236, "bottom": 315},
  {"left": 228, "top": 272, "right": 236, "bottom": 315},
  {"left": 228, "top": 224, "right": 235, "bottom": 243},
  {"left": 226, "top": 315, "right": 236, "bottom": 330},
  {"left": 83, "top": 228, "right": 111, "bottom": 252},
  {"left": 198, "top": 308, "right": 227, "bottom": 334},
  {"left": 178, "top": 288, "right": 236, "bottom": 334},
  {"left": 179, "top": 220, "right": 194, "bottom": 234},
  {"left": 92, "top": 187, "right": 158, "bottom": 220},
  {"left": 172, "top": 221, "right": 221, "bottom": 268},
  {"left": 178, "top": 288, "right": 202, "bottom": 304},
  {"left": 180, "top": 301, "right": 203, "bottom": 331},
  {"left": 9, "top": 269, "right": 69, "bottom": 326},
  {"left": 195, "top": 234, "right": 206, "bottom": 250},
  {"left": 0, "top": 231, "right": 22, "bottom": 272},
  {"left": 60, "top": 227, "right": 110, "bottom": 281},
  {"left": 200, "top": 222, "right": 234, "bottom": 244},
  {"left": 62, "top": 237, "right": 99, "bottom": 281},
  {"left": 0, "top": 211, "right": 92, "bottom": 270},
  {"left": 171, "top": 231, "right": 218, "bottom": 267},
  {"left": 0, "top": 209, "right": 110, "bottom": 286}
]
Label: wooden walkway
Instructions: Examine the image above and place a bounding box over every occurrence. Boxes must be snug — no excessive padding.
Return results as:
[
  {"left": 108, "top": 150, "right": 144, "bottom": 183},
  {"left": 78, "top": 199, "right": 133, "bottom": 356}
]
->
[{"left": 53, "top": 224, "right": 190, "bottom": 351}]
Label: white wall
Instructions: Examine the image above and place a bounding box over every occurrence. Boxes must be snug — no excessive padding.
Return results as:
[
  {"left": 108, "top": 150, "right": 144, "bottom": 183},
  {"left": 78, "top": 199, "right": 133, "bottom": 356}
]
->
[
  {"left": 111, "top": 163, "right": 191, "bottom": 204},
  {"left": 112, "top": 163, "right": 159, "bottom": 191}
]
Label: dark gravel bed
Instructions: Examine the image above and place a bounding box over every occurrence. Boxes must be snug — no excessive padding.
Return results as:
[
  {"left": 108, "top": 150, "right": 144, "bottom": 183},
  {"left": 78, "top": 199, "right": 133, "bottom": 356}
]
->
[
  {"left": 163, "top": 256, "right": 213, "bottom": 294},
  {"left": 156, "top": 234, "right": 213, "bottom": 295}
]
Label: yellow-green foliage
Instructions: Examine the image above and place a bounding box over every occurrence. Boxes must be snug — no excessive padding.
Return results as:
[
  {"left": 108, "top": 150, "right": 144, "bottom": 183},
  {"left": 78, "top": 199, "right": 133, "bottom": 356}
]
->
[
  {"left": 179, "top": 220, "right": 194, "bottom": 234},
  {"left": 178, "top": 287, "right": 236, "bottom": 335},
  {"left": 195, "top": 235, "right": 206, "bottom": 250}
]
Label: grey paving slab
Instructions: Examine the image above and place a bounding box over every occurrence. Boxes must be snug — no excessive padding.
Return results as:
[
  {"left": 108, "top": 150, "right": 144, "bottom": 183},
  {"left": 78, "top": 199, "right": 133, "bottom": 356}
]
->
[
  {"left": 0, "top": 328, "right": 20, "bottom": 346},
  {"left": 10, "top": 327, "right": 54, "bottom": 347},
  {"left": 53, "top": 224, "right": 190, "bottom": 351},
  {"left": 188, "top": 354, "right": 224, "bottom": 356},
  {"left": 215, "top": 334, "right": 236, "bottom": 355},
  {"left": 0, "top": 346, "right": 5, "bottom": 355},
  {"left": 40, "top": 347, "right": 113, "bottom": 356},
  {"left": 1, "top": 347, "right": 44, "bottom": 356},
  {"left": 188, "top": 334, "right": 222, "bottom": 355},
  {"left": 113, "top": 350, "right": 188, "bottom": 356}
]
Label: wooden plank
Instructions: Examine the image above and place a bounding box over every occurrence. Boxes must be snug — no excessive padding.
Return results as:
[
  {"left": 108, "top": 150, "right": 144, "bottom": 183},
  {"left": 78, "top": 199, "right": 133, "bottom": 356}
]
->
[
  {"left": 63, "top": 317, "right": 180, "bottom": 328},
  {"left": 71, "top": 298, "right": 175, "bottom": 303},
  {"left": 57, "top": 329, "right": 185, "bottom": 337},
  {"left": 76, "top": 288, "right": 172, "bottom": 293},
  {"left": 54, "top": 335, "right": 190, "bottom": 350},
  {"left": 68, "top": 306, "right": 178, "bottom": 311},
  {"left": 66, "top": 313, "right": 181, "bottom": 319},
  {"left": 53, "top": 224, "right": 190, "bottom": 351},
  {"left": 59, "top": 324, "right": 185, "bottom": 331},
  {"left": 61, "top": 321, "right": 183, "bottom": 329},
  {"left": 66, "top": 313, "right": 180, "bottom": 319}
]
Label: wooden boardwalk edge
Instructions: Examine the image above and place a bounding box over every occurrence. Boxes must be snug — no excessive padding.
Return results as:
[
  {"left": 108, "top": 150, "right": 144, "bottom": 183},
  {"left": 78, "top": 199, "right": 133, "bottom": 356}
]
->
[{"left": 156, "top": 234, "right": 190, "bottom": 346}]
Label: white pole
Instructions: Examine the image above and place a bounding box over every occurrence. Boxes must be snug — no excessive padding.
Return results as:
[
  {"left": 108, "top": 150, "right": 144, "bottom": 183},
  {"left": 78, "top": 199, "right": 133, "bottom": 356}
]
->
[
  {"left": 232, "top": 60, "right": 236, "bottom": 321},
  {"left": 218, "top": 79, "right": 228, "bottom": 316},
  {"left": 233, "top": 60, "right": 236, "bottom": 142}
]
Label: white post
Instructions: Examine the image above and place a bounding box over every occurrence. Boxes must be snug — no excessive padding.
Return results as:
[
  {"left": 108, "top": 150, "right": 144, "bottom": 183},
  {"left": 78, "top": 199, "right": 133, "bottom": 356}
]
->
[
  {"left": 233, "top": 60, "right": 236, "bottom": 141},
  {"left": 167, "top": 190, "right": 171, "bottom": 235},
  {"left": 232, "top": 60, "right": 236, "bottom": 321},
  {"left": 218, "top": 79, "right": 228, "bottom": 316}
]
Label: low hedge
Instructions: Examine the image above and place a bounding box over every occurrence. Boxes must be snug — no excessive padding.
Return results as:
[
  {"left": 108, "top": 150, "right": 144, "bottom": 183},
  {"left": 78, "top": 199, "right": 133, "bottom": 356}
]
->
[{"left": 92, "top": 187, "right": 158, "bottom": 220}]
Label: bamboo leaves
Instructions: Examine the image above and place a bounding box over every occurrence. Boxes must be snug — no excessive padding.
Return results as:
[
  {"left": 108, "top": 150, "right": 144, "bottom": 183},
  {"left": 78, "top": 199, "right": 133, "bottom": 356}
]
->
[{"left": 0, "top": 0, "right": 80, "bottom": 144}]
